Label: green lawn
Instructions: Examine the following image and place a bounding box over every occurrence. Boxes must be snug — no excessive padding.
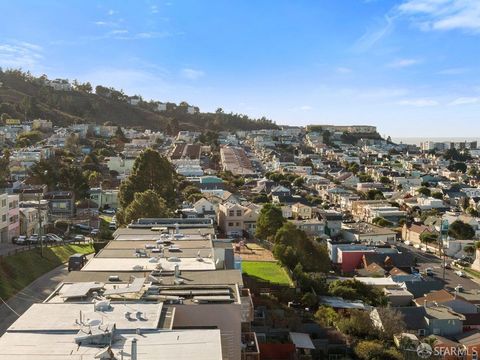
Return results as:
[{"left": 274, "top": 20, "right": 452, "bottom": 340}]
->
[
  {"left": 0, "top": 244, "right": 94, "bottom": 300},
  {"left": 242, "top": 261, "right": 292, "bottom": 286}
]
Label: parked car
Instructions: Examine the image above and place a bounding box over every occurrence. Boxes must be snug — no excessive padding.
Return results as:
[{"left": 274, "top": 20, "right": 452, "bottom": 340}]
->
[
  {"left": 425, "top": 268, "right": 434, "bottom": 276},
  {"left": 75, "top": 224, "right": 91, "bottom": 233},
  {"left": 68, "top": 254, "right": 87, "bottom": 271},
  {"left": 28, "top": 234, "right": 39, "bottom": 244},
  {"left": 46, "top": 233, "right": 63, "bottom": 243},
  {"left": 74, "top": 234, "right": 85, "bottom": 242},
  {"left": 404, "top": 240, "right": 412, "bottom": 246},
  {"left": 455, "top": 270, "right": 466, "bottom": 277},
  {"left": 441, "top": 262, "right": 452, "bottom": 270},
  {"left": 90, "top": 229, "right": 99, "bottom": 237},
  {"left": 16, "top": 235, "right": 28, "bottom": 245},
  {"left": 102, "top": 208, "right": 116, "bottom": 215},
  {"left": 108, "top": 222, "right": 117, "bottom": 230}
]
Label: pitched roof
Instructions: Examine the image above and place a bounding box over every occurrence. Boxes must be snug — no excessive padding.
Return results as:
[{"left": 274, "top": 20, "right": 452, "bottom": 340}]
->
[
  {"left": 363, "top": 252, "right": 415, "bottom": 269},
  {"left": 402, "top": 280, "right": 444, "bottom": 298}
]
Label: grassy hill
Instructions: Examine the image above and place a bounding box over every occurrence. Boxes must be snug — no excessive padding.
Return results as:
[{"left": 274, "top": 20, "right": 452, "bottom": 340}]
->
[{"left": 0, "top": 69, "right": 278, "bottom": 132}]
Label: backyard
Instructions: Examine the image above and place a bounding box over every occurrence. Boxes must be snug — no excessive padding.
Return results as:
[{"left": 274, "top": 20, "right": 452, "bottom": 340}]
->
[{"left": 242, "top": 260, "right": 293, "bottom": 286}]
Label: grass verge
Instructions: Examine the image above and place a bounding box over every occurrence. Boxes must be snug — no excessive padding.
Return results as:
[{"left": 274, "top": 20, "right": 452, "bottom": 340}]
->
[
  {"left": 242, "top": 261, "right": 293, "bottom": 286},
  {"left": 0, "top": 244, "right": 94, "bottom": 300}
]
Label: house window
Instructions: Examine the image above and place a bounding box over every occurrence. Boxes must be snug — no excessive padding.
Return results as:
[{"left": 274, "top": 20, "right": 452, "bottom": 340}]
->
[
  {"left": 228, "top": 210, "right": 234, "bottom": 217},
  {"left": 1, "top": 199, "right": 6, "bottom": 207},
  {"left": 236, "top": 222, "right": 240, "bottom": 226},
  {"left": 228, "top": 222, "right": 234, "bottom": 227},
  {"left": 2, "top": 215, "right": 6, "bottom": 222},
  {"left": 236, "top": 210, "right": 242, "bottom": 216}
]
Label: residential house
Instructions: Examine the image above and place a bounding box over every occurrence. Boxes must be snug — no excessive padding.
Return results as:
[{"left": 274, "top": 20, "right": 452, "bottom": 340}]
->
[
  {"left": 7, "top": 194, "right": 20, "bottom": 241},
  {"left": 291, "top": 202, "right": 312, "bottom": 219},
  {"left": 44, "top": 191, "right": 75, "bottom": 219}
]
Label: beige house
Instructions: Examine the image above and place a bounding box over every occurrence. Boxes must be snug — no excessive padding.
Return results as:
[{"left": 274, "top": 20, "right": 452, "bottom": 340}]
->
[
  {"left": 217, "top": 202, "right": 259, "bottom": 237},
  {"left": 291, "top": 202, "right": 312, "bottom": 219},
  {"left": 402, "top": 224, "right": 436, "bottom": 245}
]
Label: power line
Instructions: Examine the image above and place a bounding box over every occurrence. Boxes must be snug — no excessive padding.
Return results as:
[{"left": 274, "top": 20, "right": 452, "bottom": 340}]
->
[{"left": 0, "top": 296, "right": 20, "bottom": 317}]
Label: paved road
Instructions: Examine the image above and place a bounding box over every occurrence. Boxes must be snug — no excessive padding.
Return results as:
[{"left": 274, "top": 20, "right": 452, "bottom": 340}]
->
[
  {"left": 397, "top": 243, "right": 479, "bottom": 292},
  {"left": 0, "top": 263, "right": 68, "bottom": 335}
]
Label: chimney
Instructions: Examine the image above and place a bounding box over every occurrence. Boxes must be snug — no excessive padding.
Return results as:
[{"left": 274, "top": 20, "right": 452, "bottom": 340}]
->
[{"left": 131, "top": 338, "right": 137, "bottom": 360}]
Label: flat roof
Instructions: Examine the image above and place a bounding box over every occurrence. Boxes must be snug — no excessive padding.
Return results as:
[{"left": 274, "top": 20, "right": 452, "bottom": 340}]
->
[
  {"left": 7, "top": 302, "right": 163, "bottom": 332},
  {"left": 64, "top": 269, "right": 243, "bottom": 286},
  {"left": 105, "top": 239, "right": 212, "bottom": 249},
  {"left": 82, "top": 257, "right": 217, "bottom": 272},
  {"left": 96, "top": 248, "right": 214, "bottom": 258},
  {"left": 0, "top": 329, "right": 223, "bottom": 360}
]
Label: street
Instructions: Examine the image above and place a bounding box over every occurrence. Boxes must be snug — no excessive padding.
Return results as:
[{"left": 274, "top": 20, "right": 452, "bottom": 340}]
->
[{"left": 397, "top": 243, "right": 480, "bottom": 292}]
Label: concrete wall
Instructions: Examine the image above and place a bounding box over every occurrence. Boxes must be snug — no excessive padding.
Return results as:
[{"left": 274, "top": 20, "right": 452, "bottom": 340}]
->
[{"left": 172, "top": 304, "right": 242, "bottom": 360}]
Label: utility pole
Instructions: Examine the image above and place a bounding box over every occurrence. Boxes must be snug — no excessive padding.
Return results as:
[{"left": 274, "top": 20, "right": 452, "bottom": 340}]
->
[{"left": 38, "top": 192, "right": 43, "bottom": 257}]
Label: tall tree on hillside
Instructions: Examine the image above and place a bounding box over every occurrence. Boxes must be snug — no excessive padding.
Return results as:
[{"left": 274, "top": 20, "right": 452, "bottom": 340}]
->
[
  {"left": 118, "top": 148, "right": 175, "bottom": 208},
  {"left": 255, "top": 204, "right": 284, "bottom": 240},
  {"left": 118, "top": 190, "right": 171, "bottom": 225}
]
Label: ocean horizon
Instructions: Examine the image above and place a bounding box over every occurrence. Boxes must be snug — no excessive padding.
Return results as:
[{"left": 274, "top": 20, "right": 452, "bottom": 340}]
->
[{"left": 392, "top": 137, "right": 480, "bottom": 146}]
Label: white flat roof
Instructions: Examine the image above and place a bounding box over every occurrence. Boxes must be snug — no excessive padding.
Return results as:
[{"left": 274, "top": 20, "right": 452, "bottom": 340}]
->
[
  {"left": 7, "top": 302, "right": 162, "bottom": 332},
  {"left": 289, "top": 332, "right": 315, "bottom": 350},
  {"left": 0, "top": 329, "right": 223, "bottom": 360},
  {"left": 82, "top": 257, "right": 216, "bottom": 272}
]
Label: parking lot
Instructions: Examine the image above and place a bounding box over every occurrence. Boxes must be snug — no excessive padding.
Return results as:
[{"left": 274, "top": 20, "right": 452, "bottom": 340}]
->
[{"left": 397, "top": 243, "right": 480, "bottom": 292}]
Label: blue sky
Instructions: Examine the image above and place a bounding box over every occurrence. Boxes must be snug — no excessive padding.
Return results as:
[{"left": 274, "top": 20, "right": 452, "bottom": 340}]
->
[{"left": 1, "top": 0, "right": 480, "bottom": 137}]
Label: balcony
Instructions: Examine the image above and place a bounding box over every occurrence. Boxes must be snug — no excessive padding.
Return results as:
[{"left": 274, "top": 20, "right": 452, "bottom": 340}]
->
[{"left": 241, "top": 332, "right": 260, "bottom": 360}]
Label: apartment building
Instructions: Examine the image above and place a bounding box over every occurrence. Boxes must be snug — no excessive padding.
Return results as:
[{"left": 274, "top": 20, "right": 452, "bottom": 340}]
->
[
  {"left": 217, "top": 202, "right": 260, "bottom": 237},
  {"left": 0, "top": 219, "right": 259, "bottom": 360},
  {"left": 0, "top": 193, "right": 8, "bottom": 242}
]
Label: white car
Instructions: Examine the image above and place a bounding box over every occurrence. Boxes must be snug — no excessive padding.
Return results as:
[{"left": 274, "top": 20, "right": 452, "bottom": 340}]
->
[
  {"left": 16, "top": 235, "right": 28, "bottom": 245},
  {"left": 455, "top": 270, "right": 466, "bottom": 278},
  {"left": 74, "top": 234, "right": 85, "bottom": 242},
  {"left": 414, "top": 244, "right": 421, "bottom": 249},
  {"left": 404, "top": 240, "right": 412, "bottom": 246},
  {"left": 28, "top": 234, "right": 39, "bottom": 243},
  {"left": 46, "top": 233, "right": 63, "bottom": 243}
]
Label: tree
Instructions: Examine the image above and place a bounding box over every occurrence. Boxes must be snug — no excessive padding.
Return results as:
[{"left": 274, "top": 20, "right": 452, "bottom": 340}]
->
[
  {"left": 315, "top": 306, "right": 339, "bottom": 327},
  {"left": 118, "top": 190, "right": 170, "bottom": 225},
  {"left": 355, "top": 340, "right": 402, "bottom": 360},
  {"left": 417, "top": 187, "right": 431, "bottom": 197},
  {"left": 115, "top": 126, "right": 127, "bottom": 142},
  {"left": 375, "top": 307, "right": 406, "bottom": 341},
  {"left": 448, "top": 162, "right": 467, "bottom": 173},
  {"left": 449, "top": 220, "right": 475, "bottom": 240},
  {"left": 365, "top": 189, "right": 384, "bottom": 200},
  {"left": 301, "top": 292, "right": 317, "bottom": 308},
  {"left": 420, "top": 231, "right": 438, "bottom": 244},
  {"left": 118, "top": 148, "right": 175, "bottom": 208},
  {"left": 466, "top": 207, "right": 479, "bottom": 217},
  {"left": 273, "top": 222, "right": 330, "bottom": 272},
  {"left": 372, "top": 217, "right": 393, "bottom": 227},
  {"left": 255, "top": 204, "right": 284, "bottom": 240},
  {"left": 293, "top": 177, "right": 304, "bottom": 187},
  {"left": 336, "top": 310, "right": 376, "bottom": 338},
  {"left": 328, "top": 279, "right": 387, "bottom": 306},
  {"left": 431, "top": 191, "right": 444, "bottom": 200}
]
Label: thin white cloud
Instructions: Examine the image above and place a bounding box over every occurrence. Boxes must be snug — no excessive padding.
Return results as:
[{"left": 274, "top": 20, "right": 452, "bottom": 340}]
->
[
  {"left": 449, "top": 97, "right": 480, "bottom": 105},
  {"left": 353, "top": 14, "right": 396, "bottom": 51},
  {"left": 151, "top": 5, "right": 159, "bottom": 14},
  {"left": 107, "top": 9, "right": 117, "bottom": 16},
  {"left": 299, "top": 105, "right": 312, "bottom": 111},
  {"left": 181, "top": 68, "right": 205, "bottom": 80},
  {"left": 437, "top": 67, "right": 469, "bottom": 75},
  {"left": 336, "top": 67, "right": 353, "bottom": 74},
  {"left": 387, "top": 58, "right": 421, "bottom": 68},
  {"left": 0, "top": 41, "right": 43, "bottom": 69},
  {"left": 398, "top": 0, "right": 480, "bottom": 33},
  {"left": 397, "top": 98, "right": 439, "bottom": 107}
]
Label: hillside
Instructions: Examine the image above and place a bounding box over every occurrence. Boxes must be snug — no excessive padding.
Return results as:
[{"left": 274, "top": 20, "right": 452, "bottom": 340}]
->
[{"left": 0, "top": 69, "right": 278, "bottom": 132}]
